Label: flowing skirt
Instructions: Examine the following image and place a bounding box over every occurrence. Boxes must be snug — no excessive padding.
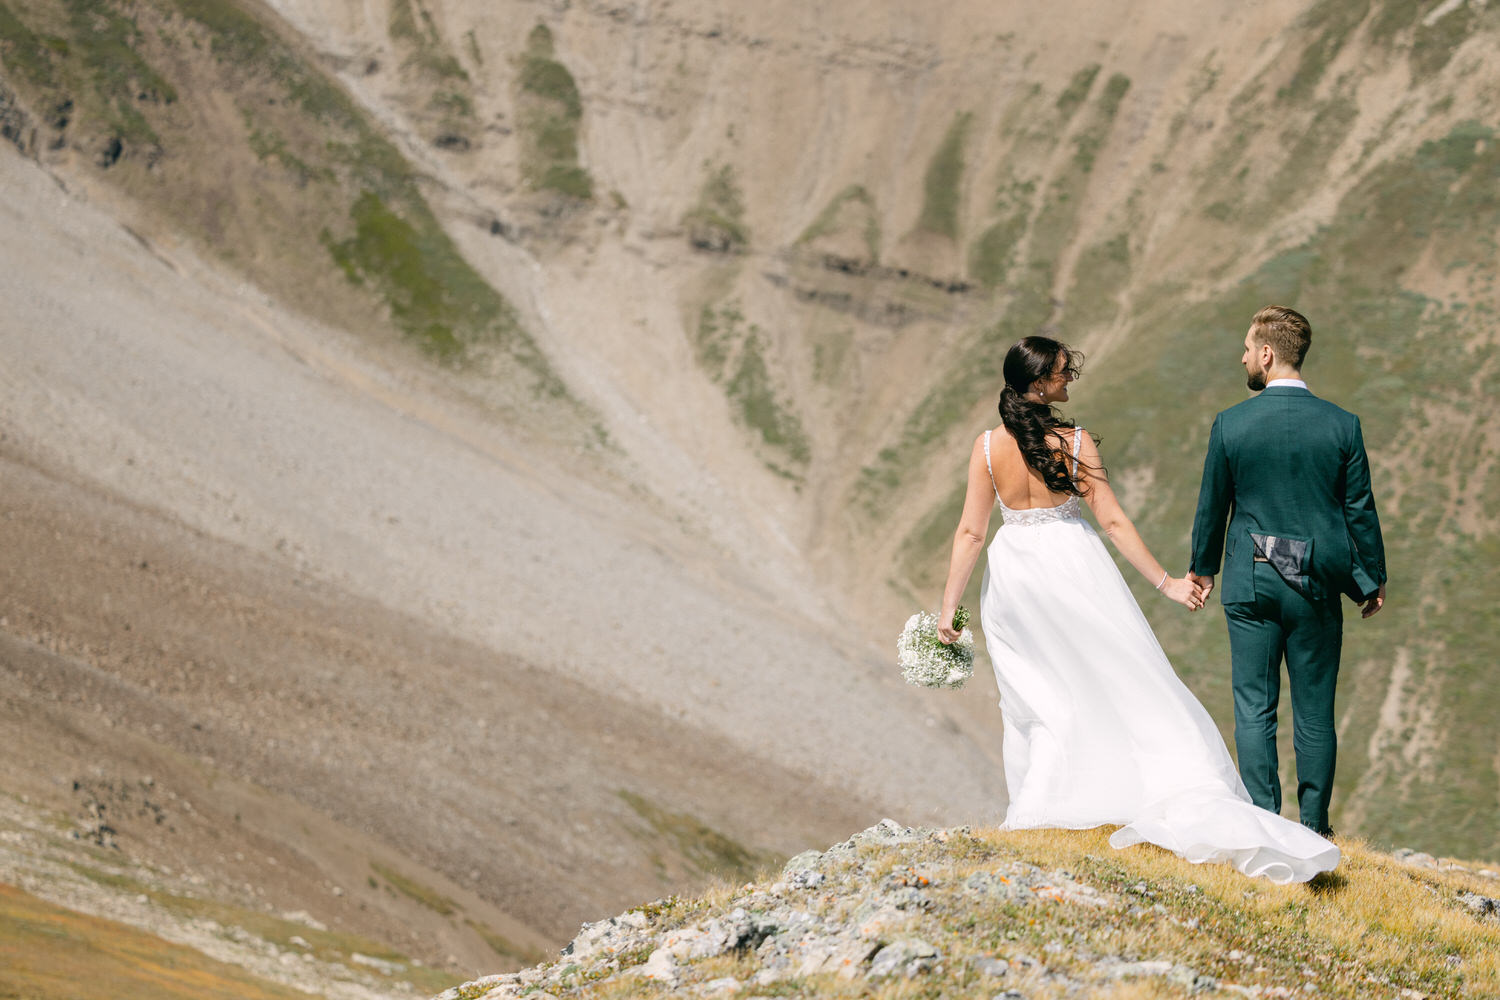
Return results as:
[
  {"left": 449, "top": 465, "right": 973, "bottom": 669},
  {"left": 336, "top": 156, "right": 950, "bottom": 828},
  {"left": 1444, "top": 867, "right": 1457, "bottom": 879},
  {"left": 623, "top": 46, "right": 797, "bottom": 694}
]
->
[{"left": 981, "top": 514, "right": 1338, "bottom": 884}]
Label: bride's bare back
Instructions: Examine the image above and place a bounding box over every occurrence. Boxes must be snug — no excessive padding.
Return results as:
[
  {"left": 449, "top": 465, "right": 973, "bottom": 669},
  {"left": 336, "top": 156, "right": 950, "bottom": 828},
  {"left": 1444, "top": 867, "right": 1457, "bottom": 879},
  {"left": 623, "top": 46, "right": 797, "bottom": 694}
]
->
[{"left": 985, "top": 425, "right": 1078, "bottom": 510}]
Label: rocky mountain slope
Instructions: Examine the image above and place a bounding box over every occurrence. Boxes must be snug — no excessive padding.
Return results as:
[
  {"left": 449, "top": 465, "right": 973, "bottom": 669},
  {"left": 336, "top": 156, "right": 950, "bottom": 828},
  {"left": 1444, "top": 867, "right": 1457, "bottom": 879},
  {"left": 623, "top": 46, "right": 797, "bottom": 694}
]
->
[
  {"left": 2, "top": 0, "right": 1499, "bottom": 988},
  {"left": 441, "top": 820, "right": 1500, "bottom": 1000}
]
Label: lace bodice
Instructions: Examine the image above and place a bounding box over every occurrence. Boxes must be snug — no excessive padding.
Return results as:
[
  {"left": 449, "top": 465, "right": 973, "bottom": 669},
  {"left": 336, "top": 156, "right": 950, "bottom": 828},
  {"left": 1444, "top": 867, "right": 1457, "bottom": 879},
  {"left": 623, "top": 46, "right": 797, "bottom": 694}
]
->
[
  {"left": 985, "top": 427, "right": 1086, "bottom": 528},
  {"left": 997, "top": 495, "right": 1082, "bottom": 526}
]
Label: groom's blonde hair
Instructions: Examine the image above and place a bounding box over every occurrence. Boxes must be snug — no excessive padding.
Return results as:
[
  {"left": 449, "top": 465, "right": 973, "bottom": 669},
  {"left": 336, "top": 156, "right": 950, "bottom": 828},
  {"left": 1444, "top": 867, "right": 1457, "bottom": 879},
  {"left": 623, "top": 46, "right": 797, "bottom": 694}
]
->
[{"left": 1250, "top": 305, "right": 1312, "bottom": 369}]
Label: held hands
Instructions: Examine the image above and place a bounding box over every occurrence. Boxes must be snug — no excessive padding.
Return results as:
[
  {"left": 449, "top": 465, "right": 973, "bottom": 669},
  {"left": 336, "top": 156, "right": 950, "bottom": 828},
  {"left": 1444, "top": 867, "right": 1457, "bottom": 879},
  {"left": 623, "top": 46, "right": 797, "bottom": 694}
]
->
[{"left": 1160, "top": 573, "right": 1209, "bottom": 611}]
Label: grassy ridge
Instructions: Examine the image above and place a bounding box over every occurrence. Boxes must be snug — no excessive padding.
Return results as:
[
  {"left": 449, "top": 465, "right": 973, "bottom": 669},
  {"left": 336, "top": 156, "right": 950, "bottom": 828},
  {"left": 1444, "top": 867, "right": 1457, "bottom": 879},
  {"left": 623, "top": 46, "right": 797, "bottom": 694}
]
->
[{"left": 456, "top": 827, "right": 1500, "bottom": 999}]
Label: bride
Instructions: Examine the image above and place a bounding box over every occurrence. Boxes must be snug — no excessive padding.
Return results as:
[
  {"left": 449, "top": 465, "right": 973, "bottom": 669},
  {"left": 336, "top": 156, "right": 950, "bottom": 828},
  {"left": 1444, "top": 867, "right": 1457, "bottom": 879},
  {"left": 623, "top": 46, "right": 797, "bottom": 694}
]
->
[{"left": 935, "top": 336, "right": 1338, "bottom": 884}]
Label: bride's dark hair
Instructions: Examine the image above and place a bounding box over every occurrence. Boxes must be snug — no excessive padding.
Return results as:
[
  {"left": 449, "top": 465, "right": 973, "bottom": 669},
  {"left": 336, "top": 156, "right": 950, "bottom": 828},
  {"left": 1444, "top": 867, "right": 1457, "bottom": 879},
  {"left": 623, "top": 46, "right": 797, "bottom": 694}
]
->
[{"left": 998, "top": 336, "right": 1091, "bottom": 497}]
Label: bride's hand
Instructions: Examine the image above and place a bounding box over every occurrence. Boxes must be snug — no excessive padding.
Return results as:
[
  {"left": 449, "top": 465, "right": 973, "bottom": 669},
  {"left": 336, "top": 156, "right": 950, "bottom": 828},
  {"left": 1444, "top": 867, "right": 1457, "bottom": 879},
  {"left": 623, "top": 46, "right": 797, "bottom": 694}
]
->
[
  {"left": 1160, "top": 575, "right": 1206, "bottom": 611},
  {"left": 936, "top": 610, "right": 962, "bottom": 644}
]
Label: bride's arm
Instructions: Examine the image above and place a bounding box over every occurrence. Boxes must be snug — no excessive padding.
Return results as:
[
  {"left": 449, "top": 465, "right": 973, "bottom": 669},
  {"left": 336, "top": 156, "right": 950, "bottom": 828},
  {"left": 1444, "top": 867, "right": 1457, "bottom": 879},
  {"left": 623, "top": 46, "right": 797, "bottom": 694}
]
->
[
  {"left": 1076, "top": 433, "right": 1204, "bottom": 610},
  {"left": 937, "top": 434, "right": 997, "bottom": 641}
]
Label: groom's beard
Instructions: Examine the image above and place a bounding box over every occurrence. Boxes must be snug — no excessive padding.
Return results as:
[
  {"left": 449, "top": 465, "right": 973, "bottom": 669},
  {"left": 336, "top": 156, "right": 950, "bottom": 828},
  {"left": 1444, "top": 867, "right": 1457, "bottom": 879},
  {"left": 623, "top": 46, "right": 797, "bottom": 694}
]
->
[{"left": 1246, "top": 366, "right": 1268, "bottom": 391}]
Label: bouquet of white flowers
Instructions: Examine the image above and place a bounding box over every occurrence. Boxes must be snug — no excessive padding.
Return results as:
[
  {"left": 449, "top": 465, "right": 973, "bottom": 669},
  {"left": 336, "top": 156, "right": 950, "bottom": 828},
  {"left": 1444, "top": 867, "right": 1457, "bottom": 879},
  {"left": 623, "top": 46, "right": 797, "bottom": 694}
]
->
[{"left": 897, "top": 606, "right": 974, "bottom": 689}]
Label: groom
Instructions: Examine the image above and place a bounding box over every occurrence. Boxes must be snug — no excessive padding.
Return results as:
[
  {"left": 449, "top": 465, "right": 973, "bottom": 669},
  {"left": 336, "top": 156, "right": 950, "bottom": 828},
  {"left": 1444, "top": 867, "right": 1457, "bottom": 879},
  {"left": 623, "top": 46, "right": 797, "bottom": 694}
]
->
[{"left": 1188, "top": 305, "right": 1387, "bottom": 836}]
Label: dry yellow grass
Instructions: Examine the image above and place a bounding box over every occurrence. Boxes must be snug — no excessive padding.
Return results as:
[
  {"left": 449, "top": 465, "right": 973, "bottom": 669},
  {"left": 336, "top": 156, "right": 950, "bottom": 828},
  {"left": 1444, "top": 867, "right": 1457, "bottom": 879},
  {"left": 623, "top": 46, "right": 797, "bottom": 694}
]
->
[
  {"left": 0, "top": 881, "right": 315, "bottom": 1000},
  {"left": 995, "top": 827, "right": 1500, "bottom": 995}
]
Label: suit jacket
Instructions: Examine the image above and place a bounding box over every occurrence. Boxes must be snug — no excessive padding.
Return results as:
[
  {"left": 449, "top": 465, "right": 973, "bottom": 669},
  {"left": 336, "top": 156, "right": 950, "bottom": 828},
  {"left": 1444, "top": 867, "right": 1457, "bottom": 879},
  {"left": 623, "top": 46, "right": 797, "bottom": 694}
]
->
[{"left": 1190, "top": 385, "right": 1387, "bottom": 604}]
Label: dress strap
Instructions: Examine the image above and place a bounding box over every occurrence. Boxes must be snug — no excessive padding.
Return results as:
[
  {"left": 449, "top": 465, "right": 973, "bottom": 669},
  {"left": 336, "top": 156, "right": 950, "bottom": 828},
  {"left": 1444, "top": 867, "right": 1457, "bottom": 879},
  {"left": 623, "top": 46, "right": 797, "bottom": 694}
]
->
[
  {"left": 1071, "top": 426, "right": 1083, "bottom": 479},
  {"left": 983, "top": 429, "right": 1001, "bottom": 501}
]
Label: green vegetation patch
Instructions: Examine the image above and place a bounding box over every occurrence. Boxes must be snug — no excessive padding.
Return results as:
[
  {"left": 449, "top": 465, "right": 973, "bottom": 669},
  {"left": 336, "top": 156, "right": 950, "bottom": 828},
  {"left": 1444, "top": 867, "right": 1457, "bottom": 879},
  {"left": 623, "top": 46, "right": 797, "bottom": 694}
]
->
[
  {"left": 918, "top": 111, "right": 972, "bottom": 239},
  {"left": 1368, "top": 0, "right": 1492, "bottom": 79},
  {"left": 1410, "top": 1, "right": 1481, "bottom": 79},
  {"left": 969, "top": 214, "right": 1027, "bottom": 288},
  {"left": 695, "top": 302, "right": 810, "bottom": 470},
  {"left": 1054, "top": 63, "right": 1101, "bottom": 118},
  {"left": 243, "top": 115, "right": 334, "bottom": 187},
  {"left": 685, "top": 162, "right": 748, "bottom": 251},
  {"left": 1279, "top": 0, "right": 1370, "bottom": 102},
  {"left": 811, "top": 325, "right": 853, "bottom": 386},
  {"left": 726, "top": 332, "right": 811, "bottom": 466},
  {"left": 797, "top": 184, "right": 881, "bottom": 261},
  {"left": 324, "top": 191, "right": 556, "bottom": 385},
  {"left": 618, "top": 790, "right": 781, "bottom": 882},
  {"left": 1260, "top": 95, "right": 1358, "bottom": 213},
  {"left": 64, "top": 0, "right": 176, "bottom": 145},
  {"left": 517, "top": 22, "right": 591, "bottom": 199},
  {"left": 1064, "top": 231, "right": 1131, "bottom": 333},
  {"left": 694, "top": 301, "right": 740, "bottom": 379},
  {"left": 3, "top": 0, "right": 177, "bottom": 148},
  {"left": 369, "top": 860, "right": 457, "bottom": 916},
  {"left": 968, "top": 174, "right": 1036, "bottom": 289},
  {"left": 1071, "top": 73, "right": 1130, "bottom": 173},
  {"left": 389, "top": 0, "right": 468, "bottom": 81},
  {"left": 0, "top": 2, "right": 59, "bottom": 87}
]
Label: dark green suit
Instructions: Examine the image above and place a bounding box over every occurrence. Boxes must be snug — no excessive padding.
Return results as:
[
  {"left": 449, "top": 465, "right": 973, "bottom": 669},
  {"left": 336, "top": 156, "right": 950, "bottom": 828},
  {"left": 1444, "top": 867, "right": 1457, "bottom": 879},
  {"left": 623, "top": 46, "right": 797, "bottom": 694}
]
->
[{"left": 1189, "top": 385, "right": 1386, "bottom": 834}]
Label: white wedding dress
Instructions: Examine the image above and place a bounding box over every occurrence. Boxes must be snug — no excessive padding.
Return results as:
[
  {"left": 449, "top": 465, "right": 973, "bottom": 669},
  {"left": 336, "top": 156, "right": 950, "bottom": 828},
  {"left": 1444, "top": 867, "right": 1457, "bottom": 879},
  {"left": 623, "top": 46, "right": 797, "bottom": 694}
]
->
[{"left": 980, "top": 428, "right": 1339, "bottom": 884}]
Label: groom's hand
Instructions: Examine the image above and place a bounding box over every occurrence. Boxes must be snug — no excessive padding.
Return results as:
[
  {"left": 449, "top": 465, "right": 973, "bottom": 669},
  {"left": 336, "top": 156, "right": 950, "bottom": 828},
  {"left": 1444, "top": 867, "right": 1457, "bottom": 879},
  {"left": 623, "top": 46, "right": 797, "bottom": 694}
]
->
[
  {"left": 1188, "top": 572, "right": 1214, "bottom": 600},
  {"left": 1360, "top": 583, "right": 1386, "bottom": 619}
]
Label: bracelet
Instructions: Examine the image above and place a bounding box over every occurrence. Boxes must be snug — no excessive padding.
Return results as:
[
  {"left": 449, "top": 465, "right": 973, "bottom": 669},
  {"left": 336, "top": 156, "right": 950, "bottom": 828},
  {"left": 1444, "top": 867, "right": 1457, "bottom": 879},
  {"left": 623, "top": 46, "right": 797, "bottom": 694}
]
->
[{"left": 1156, "top": 571, "right": 1169, "bottom": 591}]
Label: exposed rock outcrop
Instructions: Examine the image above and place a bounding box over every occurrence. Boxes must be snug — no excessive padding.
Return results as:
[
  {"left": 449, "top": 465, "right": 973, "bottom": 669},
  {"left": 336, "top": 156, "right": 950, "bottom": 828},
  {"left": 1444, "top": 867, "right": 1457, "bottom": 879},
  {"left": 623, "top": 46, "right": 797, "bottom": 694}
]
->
[{"left": 437, "top": 821, "right": 1500, "bottom": 999}]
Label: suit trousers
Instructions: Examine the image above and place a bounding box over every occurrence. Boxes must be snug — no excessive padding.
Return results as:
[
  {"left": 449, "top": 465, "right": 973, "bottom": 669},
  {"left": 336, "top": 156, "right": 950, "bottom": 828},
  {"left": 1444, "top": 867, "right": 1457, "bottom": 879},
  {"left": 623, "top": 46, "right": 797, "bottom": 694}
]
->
[{"left": 1223, "top": 561, "right": 1344, "bottom": 834}]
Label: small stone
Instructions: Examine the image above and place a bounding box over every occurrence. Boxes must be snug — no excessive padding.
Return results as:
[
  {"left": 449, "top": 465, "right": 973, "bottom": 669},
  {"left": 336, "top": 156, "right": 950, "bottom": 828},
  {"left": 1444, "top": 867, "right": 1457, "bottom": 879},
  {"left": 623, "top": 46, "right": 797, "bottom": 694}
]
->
[
  {"left": 852, "top": 818, "right": 923, "bottom": 848},
  {"left": 1458, "top": 891, "right": 1499, "bottom": 917},
  {"left": 789, "top": 869, "right": 825, "bottom": 889},
  {"left": 350, "top": 952, "right": 405, "bottom": 975},
  {"left": 1111, "top": 960, "right": 1174, "bottom": 978},
  {"left": 869, "top": 939, "right": 939, "bottom": 979},
  {"left": 782, "top": 850, "right": 822, "bottom": 875},
  {"left": 638, "top": 948, "right": 678, "bottom": 985},
  {"left": 699, "top": 977, "right": 740, "bottom": 995},
  {"left": 970, "top": 955, "right": 1010, "bottom": 978}
]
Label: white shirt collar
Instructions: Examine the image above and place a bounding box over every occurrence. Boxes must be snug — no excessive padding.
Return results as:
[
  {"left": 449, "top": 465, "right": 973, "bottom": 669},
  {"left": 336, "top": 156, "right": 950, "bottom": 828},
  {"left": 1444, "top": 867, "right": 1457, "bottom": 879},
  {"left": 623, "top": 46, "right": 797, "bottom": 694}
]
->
[{"left": 1266, "top": 378, "right": 1308, "bottom": 390}]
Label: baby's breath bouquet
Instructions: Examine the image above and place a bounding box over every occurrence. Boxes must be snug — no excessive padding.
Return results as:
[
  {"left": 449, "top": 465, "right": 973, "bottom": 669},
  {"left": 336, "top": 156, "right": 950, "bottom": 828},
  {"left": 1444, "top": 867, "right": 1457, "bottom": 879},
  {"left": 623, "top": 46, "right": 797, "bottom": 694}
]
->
[{"left": 898, "top": 606, "right": 974, "bottom": 689}]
